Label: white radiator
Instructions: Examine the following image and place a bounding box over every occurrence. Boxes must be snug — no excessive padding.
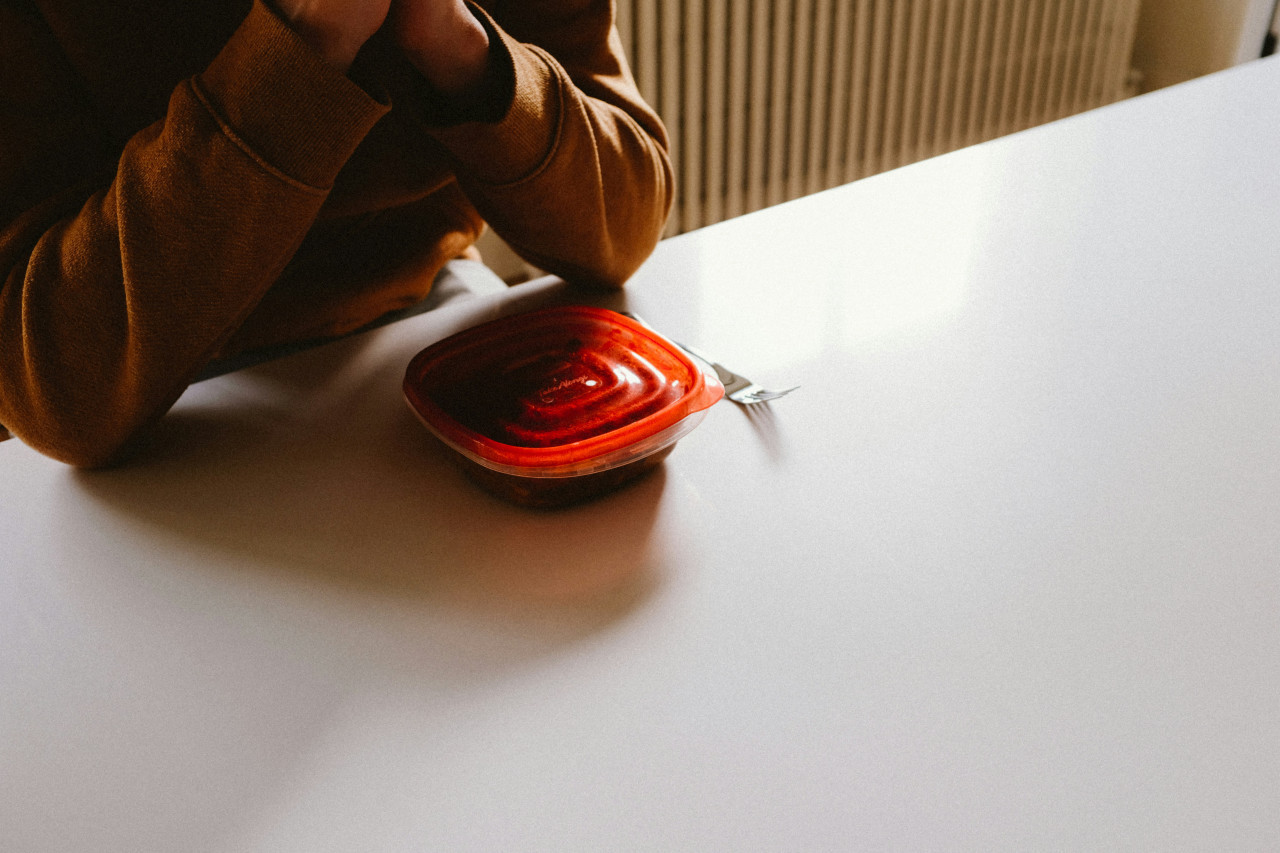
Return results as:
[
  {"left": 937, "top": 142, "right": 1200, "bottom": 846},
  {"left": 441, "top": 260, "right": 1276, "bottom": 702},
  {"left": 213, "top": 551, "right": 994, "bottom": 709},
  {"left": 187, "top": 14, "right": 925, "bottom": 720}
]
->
[{"left": 616, "top": 0, "right": 1142, "bottom": 235}]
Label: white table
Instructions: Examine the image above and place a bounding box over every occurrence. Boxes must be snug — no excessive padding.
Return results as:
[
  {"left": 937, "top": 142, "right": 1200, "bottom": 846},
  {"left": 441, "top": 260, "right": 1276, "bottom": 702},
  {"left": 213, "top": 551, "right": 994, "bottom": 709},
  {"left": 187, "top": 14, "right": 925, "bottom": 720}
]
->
[{"left": 4, "top": 56, "right": 1280, "bottom": 852}]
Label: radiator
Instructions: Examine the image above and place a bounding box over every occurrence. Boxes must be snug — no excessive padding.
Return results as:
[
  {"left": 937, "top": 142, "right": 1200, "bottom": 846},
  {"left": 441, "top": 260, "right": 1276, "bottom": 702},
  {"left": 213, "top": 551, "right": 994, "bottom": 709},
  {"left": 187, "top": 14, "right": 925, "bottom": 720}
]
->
[{"left": 616, "top": 0, "right": 1142, "bottom": 235}]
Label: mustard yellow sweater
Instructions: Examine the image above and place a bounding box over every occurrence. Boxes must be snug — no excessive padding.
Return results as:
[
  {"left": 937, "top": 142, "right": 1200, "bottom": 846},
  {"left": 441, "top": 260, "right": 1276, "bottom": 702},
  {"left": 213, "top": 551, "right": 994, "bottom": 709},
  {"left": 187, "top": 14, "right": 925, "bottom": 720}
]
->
[{"left": 0, "top": 0, "right": 672, "bottom": 466}]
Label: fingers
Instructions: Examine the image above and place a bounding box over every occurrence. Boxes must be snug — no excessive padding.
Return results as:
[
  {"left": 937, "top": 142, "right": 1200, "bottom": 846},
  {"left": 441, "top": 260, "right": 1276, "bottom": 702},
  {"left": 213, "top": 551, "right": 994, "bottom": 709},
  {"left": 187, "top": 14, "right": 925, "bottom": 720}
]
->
[
  {"left": 391, "top": 0, "right": 491, "bottom": 96},
  {"left": 272, "top": 0, "right": 393, "bottom": 72}
]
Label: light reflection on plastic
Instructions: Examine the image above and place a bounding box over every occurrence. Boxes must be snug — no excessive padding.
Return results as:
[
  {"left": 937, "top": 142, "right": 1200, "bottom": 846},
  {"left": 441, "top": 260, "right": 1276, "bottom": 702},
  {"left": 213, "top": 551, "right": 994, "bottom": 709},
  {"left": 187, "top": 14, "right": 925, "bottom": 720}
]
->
[{"left": 612, "top": 364, "right": 642, "bottom": 390}]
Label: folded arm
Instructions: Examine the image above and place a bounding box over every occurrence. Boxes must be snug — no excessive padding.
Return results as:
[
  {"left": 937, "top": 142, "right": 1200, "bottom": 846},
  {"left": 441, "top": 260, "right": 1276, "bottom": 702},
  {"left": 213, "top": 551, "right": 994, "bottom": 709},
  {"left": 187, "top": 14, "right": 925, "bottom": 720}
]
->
[
  {"left": 0, "top": 2, "right": 387, "bottom": 466},
  {"left": 421, "top": 1, "right": 674, "bottom": 288},
  {"left": 0, "top": 0, "right": 671, "bottom": 467}
]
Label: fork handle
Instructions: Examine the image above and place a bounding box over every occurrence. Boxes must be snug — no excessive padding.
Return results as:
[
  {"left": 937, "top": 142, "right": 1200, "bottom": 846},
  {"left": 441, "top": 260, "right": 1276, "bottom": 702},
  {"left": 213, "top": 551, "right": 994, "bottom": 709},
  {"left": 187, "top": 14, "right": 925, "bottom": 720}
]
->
[
  {"left": 620, "top": 311, "right": 743, "bottom": 392},
  {"left": 671, "top": 344, "right": 746, "bottom": 393}
]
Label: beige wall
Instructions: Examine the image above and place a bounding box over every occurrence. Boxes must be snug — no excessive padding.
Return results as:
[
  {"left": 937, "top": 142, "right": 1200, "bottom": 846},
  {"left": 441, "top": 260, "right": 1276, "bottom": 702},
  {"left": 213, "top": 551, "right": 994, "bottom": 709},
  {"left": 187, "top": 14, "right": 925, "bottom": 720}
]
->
[{"left": 1132, "top": 0, "right": 1276, "bottom": 92}]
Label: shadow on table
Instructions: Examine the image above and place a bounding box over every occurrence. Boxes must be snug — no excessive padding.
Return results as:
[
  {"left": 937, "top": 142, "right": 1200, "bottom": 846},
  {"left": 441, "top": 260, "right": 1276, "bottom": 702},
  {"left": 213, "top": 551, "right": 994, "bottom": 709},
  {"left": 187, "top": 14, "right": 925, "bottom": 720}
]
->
[
  {"left": 71, "top": 282, "right": 667, "bottom": 623},
  {"left": 41, "top": 282, "right": 694, "bottom": 853}
]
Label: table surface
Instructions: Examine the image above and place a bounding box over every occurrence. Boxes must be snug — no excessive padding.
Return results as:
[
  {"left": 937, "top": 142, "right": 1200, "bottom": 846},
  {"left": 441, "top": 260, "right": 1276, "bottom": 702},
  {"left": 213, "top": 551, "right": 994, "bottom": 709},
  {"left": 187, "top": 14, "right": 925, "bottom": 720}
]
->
[{"left": 4, "top": 56, "right": 1280, "bottom": 852}]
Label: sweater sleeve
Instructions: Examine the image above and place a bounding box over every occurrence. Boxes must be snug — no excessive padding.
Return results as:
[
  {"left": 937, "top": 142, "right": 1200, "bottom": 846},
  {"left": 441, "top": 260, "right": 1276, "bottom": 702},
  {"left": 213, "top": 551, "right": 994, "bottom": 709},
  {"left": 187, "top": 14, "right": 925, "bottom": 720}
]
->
[
  {"left": 424, "top": 0, "right": 674, "bottom": 289},
  {"left": 0, "top": 1, "right": 388, "bottom": 467}
]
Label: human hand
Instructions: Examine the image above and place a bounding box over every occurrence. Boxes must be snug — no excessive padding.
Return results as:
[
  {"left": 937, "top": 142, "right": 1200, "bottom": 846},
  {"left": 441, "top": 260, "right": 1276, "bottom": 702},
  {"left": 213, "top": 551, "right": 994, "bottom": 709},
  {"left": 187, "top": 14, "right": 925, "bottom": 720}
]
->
[
  {"left": 273, "top": 0, "right": 392, "bottom": 73},
  {"left": 390, "top": 0, "right": 491, "bottom": 97}
]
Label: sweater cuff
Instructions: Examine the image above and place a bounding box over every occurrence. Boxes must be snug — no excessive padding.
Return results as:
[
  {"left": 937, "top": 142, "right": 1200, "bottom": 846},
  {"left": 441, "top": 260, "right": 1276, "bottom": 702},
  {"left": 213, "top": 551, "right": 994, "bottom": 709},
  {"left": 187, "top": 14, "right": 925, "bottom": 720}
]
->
[
  {"left": 427, "top": 5, "right": 562, "bottom": 187},
  {"left": 195, "top": 0, "right": 389, "bottom": 190}
]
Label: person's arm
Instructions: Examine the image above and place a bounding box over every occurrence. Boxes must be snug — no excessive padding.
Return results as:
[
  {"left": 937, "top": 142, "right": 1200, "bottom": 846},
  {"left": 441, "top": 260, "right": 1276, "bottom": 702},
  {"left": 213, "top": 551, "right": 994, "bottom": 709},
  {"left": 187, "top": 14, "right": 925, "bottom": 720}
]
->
[
  {"left": 0, "top": 1, "right": 387, "bottom": 467},
  {"left": 397, "top": 0, "right": 674, "bottom": 289}
]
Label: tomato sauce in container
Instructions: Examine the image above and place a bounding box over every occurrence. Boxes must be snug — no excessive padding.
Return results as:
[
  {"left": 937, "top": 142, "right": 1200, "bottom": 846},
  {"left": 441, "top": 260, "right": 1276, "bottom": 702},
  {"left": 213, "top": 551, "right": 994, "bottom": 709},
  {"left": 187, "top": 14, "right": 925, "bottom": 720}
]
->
[{"left": 403, "top": 306, "right": 723, "bottom": 507}]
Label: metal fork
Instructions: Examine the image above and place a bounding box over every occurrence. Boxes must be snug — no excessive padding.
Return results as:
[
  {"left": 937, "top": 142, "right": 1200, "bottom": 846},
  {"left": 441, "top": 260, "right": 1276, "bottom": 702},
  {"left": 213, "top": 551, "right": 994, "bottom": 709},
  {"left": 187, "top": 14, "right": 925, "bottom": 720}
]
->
[
  {"left": 676, "top": 343, "right": 799, "bottom": 405},
  {"left": 622, "top": 313, "right": 799, "bottom": 406}
]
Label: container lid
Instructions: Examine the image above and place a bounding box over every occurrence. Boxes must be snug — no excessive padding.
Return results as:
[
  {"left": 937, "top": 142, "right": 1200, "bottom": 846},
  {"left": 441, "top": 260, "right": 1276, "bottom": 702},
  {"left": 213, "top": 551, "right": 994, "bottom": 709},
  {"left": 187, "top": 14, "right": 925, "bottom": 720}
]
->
[{"left": 403, "top": 306, "right": 723, "bottom": 476}]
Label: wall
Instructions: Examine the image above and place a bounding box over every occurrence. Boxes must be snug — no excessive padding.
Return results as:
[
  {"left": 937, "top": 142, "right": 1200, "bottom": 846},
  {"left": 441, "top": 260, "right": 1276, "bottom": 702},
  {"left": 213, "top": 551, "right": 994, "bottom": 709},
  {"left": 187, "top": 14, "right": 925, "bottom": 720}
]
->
[{"left": 1132, "top": 0, "right": 1276, "bottom": 91}]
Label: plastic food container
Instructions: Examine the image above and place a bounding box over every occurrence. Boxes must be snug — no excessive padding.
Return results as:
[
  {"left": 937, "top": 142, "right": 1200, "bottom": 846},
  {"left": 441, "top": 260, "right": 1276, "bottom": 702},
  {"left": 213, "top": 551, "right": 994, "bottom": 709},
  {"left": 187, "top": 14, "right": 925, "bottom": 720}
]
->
[{"left": 403, "top": 306, "right": 724, "bottom": 507}]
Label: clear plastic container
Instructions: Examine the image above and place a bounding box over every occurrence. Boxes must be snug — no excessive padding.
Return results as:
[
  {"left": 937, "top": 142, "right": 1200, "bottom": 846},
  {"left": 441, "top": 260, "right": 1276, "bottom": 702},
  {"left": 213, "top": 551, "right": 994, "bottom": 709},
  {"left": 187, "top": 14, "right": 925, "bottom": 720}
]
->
[{"left": 403, "top": 306, "right": 723, "bottom": 507}]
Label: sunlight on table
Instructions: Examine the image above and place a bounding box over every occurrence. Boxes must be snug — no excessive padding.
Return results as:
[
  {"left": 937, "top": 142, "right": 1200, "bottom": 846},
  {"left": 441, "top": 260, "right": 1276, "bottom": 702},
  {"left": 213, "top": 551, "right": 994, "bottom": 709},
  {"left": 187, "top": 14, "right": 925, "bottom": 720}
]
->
[{"left": 692, "top": 155, "right": 988, "bottom": 371}]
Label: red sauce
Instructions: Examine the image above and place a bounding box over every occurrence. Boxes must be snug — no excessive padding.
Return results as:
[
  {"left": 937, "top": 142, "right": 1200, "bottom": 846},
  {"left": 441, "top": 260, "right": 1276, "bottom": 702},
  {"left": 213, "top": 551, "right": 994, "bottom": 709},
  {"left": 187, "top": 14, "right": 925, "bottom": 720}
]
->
[
  {"left": 403, "top": 306, "right": 723, "bottom": 506},
  {"left": 431, "top": 335, "right": 685, "bottom": 448}
]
